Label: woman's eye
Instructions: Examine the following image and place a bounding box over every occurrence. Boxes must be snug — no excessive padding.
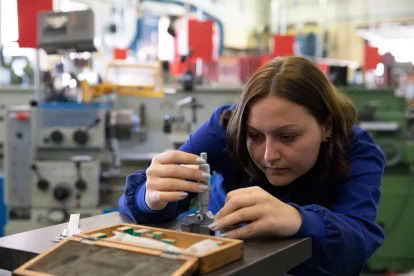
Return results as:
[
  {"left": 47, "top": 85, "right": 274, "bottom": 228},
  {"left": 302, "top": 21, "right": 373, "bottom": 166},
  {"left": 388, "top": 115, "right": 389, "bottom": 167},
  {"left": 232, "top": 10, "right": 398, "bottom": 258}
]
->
[
  {"left": 247, "top": 133, "right": 263, "bottom": 140},
  {"left": 281, "top": 135, "right": 296, "bottom": 141}
]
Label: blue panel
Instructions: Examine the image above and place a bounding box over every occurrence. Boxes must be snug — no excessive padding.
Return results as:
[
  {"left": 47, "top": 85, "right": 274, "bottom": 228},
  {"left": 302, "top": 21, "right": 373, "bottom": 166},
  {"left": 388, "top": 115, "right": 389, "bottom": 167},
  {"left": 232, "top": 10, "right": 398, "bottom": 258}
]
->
[
  {"left": 129, "top": 12, "right": 160, "bottom": 52},
  {"left": 102, "top": 208, "right": 118, "bottom": 214},
  {"left": 0, "top": 176, "right": 6, "bottom": 237},
  {"left": 129, "top": 18, "right": 143, "bottom": 51},
  {"left": 38, "top": 102, "right": 113, "bottom": 110},
  {"left": 37, "top": 108, "right": 103, "bottom": 128}
]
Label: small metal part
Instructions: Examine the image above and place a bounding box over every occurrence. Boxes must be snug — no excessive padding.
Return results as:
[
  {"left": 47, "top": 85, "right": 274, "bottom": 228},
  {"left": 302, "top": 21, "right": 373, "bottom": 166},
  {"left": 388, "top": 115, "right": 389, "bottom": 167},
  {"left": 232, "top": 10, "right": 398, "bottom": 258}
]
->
[
  {"left": 200, "top": 152, "right": 207, "bottom": 162},
  {"left": 51, "top": 228, "right": 68, "bottom": 243},
  {"left": 196, "top": 213, "right": 204, "bottom": 222},
  {"left": 51, "top": 214, "right": 80, "bottom": 243},
  {"left": 181, "top": 211, "right": 215, "bottom": 235},
  {"left": 198, "top": 163, "right": 210, "bottom": 214}
]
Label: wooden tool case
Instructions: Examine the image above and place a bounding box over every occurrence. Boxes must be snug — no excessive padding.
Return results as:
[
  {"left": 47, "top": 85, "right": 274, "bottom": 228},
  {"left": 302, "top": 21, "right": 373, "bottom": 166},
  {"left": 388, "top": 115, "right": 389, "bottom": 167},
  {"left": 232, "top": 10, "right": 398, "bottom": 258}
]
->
[{"left": 13, "top": 223, "right": 244, "bottom": 276}]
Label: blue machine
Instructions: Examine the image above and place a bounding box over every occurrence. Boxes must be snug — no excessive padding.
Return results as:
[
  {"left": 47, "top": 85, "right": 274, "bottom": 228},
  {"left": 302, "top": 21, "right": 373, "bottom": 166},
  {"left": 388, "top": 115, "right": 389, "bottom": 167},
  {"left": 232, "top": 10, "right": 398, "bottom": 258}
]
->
[{"left": 0, "top": 175, "right": 6, "bottom": 237}]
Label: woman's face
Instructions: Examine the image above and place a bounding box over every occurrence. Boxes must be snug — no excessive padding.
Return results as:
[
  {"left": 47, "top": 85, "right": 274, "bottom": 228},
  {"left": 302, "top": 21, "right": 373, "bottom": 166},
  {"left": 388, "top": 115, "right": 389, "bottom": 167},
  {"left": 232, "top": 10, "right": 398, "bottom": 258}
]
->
[{"left": 246, "top": 96, "right": 331, "bottom": 186}]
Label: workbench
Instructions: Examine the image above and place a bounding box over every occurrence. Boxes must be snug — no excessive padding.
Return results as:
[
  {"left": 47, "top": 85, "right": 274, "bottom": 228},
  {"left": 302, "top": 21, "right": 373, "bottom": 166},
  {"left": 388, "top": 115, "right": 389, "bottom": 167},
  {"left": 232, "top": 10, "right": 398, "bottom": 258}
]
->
[{"left": 0, "top": 212, "right": 311, "bottom": 276}]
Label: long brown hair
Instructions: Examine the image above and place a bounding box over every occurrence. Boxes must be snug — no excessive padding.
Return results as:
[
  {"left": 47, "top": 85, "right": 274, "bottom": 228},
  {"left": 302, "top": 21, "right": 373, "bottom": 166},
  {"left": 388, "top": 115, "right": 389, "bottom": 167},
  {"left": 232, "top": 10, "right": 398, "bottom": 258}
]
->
[{"left": 221, "top": 56, "right": 357, "bottom": 180}]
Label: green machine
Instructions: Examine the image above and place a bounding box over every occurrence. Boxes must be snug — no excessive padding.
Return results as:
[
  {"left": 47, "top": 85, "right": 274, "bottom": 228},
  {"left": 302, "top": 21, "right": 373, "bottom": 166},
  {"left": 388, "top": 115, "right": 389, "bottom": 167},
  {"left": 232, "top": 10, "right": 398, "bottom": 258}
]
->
[{"left": 341, "top": 87, "right": 414, "bottom": 273}]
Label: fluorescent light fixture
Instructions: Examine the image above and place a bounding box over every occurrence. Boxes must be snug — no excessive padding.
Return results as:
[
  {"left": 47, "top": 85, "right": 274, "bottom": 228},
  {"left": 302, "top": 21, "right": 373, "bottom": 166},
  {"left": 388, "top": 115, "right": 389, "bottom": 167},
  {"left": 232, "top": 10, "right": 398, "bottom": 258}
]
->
[{"left": 356, "top": 23, "right": 414, "bottom": 63}]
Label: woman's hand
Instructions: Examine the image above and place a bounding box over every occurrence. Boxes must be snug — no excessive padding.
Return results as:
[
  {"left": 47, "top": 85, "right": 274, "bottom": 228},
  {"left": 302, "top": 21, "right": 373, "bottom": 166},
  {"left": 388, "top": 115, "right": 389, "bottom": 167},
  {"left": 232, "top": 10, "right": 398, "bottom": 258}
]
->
[
  {"left": 209, "top": 186, "right": 302, "bottom": 239},
  {"left": 145, "top": 150, "right": 210, "bottom": 211}
]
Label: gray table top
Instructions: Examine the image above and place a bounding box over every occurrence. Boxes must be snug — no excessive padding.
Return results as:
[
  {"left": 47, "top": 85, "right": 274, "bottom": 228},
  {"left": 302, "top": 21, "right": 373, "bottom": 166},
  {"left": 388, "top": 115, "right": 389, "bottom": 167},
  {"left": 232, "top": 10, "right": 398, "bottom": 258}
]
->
[{"left": 0, "top": 212, "right": 311, "bottom": 276}]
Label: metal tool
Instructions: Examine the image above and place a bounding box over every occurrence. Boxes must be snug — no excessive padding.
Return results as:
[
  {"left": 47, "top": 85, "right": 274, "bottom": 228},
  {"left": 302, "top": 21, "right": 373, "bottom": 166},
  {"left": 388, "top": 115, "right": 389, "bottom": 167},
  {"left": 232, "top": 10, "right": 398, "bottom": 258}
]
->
[
  {"left": 51, "top": 213, "right": 81, "bottom": 243},
  {"left": 181, "top": 152, "right": 215, "bottom": 235}
]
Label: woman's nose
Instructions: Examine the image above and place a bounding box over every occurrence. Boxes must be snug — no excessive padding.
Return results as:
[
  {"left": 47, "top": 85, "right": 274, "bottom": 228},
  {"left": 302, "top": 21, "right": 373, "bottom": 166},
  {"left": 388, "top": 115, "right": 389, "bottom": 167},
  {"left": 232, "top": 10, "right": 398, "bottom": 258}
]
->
[{"left": 264, "top": 140, "right": 281, "bottom": 163}]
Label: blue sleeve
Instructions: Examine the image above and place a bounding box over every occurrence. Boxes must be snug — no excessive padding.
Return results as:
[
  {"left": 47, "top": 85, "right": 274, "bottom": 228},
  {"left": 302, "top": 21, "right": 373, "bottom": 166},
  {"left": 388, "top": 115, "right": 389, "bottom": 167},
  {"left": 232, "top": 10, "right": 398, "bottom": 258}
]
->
[
  {"left": 118, "top": 171, "right": 180, "bottom": 224},
  {"left": 288, "top": 129, "right": 386, "bottom": 276},
  {"left": 179, "top": 105, "right": 232, "bottom": 172},
  {"left": 118, "top": 105, "right": 232, "bottom": 223}
]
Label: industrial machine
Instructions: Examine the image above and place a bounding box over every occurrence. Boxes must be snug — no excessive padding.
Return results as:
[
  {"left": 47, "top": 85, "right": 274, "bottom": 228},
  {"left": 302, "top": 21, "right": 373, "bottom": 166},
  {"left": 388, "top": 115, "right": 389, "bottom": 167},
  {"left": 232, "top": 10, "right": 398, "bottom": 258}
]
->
[
  {"left": 340, "top": 87, "right": 414, "bottom": 273},
  {"left": 3, "top": 9, "right": 164, "bottom": 234},
  {"left": 3, "top": 103, "right": 142, "bottom": 233}
]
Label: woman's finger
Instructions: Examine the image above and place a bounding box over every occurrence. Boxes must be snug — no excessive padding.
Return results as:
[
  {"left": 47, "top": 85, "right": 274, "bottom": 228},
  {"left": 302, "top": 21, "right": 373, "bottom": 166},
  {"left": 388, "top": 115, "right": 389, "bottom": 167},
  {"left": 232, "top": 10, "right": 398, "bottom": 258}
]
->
[
  {"left": 148, "top": 164, "right": 210, "bottom": 182},
  {"left": 225, "top": 187, "right": 259, "bottom": 203},
  {"left": 148, "top": 190, "right": 189, "bottom": 205},
  {"left": 220, "top": 221, "right": 264, "bottom": 239},
  {"left": 210, "top": 205, "right": 261, "bottom": 231},
  {"left": 216, "top": 194, "right": 257, "bottom": 220},
  {"left": 150, "top": 178, "right": 210, "bottom": 193},
  {"left": 153, "top": 150, "right": 206, "bottom": 165},
  {"left": 180, "top": 164, "right": 200, "bottom": 170}
]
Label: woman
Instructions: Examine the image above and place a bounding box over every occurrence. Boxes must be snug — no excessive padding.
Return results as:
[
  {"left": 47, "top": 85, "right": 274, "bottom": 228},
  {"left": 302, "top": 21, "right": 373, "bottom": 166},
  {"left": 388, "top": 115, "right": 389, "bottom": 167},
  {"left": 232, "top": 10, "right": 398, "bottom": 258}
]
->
[{"left": 119, "top": 56, "right": 385, "bottom": 275}]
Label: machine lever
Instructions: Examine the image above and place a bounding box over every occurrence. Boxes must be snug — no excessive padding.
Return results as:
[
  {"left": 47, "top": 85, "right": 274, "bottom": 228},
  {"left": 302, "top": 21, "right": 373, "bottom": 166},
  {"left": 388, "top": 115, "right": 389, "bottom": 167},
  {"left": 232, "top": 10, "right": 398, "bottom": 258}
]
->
[
  {"left": 73, "top": 118, "right": 101, "bottom": 145},
  {"left": 31, "top": 164, "right": 50, "bottom": 191},
  {"left": 85, "top": 118, "right": 101, "bottom": 132},
  {"left": 74, "top": 161, "right": 87, "bottom": 191},
  {"left": 31, "top": 164, "right": 42, "bottom": 178}
]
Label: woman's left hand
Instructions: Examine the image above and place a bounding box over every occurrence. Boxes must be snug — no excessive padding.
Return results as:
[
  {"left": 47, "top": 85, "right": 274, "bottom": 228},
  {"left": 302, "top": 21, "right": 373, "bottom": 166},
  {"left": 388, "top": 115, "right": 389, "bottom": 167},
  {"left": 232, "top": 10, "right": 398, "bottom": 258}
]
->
[{"left": 208, "top": 186, "right": 303, "bottom": 239}]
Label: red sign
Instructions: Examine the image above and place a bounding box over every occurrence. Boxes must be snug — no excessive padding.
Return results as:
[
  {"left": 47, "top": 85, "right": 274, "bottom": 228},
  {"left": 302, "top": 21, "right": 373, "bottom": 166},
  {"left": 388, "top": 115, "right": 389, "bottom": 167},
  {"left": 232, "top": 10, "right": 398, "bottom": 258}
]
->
[
  {"left": 364, "top": 44, "right": 381, "bottom": 72},
  {"left": 114, "top": 48, "right": 128, "bottom": 60},
  {"left": 188, "top": 19, "right": 213, "bottom": 61},
  {"left": 273, "top": 35, "right": 295, "bottom": 57},
  {"left": 17, "top": 0, "right": 53, "bottom": 48}
]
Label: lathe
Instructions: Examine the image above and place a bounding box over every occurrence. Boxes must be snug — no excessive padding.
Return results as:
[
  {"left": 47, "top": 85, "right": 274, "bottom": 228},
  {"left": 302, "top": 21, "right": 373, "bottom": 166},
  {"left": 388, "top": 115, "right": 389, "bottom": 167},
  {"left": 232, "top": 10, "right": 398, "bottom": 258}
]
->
[{"left": 3, "top": 9, "right": 164, "bottom": 235}]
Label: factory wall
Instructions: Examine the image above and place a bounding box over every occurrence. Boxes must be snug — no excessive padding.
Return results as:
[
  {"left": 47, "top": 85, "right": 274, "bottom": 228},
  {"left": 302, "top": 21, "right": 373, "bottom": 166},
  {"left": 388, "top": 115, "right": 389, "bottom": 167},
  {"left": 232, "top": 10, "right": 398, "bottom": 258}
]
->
[
  {"left": 285, "top": 0, "right": 413, "bottom": 23},
  {"left": 281, "top": 0, "right": 414, "bottom": 65},
  {"left": 20, "top": 0, "right": 414, "bottom": 56},
  {"left": 57, "top": 0, "right": 271, "bottom": 51},
  {"left": 211, "top": 0, "right": 271, "bottom": 49}
]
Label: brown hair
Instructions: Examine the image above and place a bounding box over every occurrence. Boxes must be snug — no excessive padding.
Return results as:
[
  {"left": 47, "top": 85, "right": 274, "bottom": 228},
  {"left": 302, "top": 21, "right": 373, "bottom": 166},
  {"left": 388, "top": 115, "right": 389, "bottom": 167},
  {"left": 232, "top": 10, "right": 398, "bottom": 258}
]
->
[{"left": 221, "top": 56, "right": 357, "bottom": 180}]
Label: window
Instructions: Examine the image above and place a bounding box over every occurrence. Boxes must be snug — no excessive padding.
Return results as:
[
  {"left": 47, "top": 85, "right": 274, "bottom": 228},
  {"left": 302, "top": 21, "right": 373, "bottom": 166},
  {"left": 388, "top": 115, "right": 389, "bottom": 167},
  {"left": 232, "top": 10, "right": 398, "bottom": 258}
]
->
[
  {"left": 158, "top": 16, "right": 175, "bottom": 61},
  {"left": 61, "top": 0, "right": 89, "bottom": 12},
  {"left": 0, "top": 0, "right": 19, "bottom": 44}
]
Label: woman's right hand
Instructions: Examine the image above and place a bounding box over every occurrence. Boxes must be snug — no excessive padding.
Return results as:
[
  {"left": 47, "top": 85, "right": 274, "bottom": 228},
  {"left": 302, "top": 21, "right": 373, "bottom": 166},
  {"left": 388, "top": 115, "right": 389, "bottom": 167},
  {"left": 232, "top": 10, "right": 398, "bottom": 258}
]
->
[{"left": 145, "top": 150, "right": 211, "bottom": 211}]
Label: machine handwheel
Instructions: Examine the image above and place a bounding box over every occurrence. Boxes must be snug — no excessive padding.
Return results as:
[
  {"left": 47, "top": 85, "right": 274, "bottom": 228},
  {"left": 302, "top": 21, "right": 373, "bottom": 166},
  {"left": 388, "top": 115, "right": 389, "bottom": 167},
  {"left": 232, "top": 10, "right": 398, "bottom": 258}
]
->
[{"left": 73, "top": 130, "right": 89, "bottom": 145}]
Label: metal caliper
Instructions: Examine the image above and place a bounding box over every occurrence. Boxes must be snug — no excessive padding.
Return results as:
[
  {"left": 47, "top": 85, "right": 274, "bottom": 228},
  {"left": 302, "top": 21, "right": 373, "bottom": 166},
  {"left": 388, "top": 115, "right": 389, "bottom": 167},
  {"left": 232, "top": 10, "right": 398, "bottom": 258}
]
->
[{"left": 180, "top": 152, "right": 215, "bottom": 235}]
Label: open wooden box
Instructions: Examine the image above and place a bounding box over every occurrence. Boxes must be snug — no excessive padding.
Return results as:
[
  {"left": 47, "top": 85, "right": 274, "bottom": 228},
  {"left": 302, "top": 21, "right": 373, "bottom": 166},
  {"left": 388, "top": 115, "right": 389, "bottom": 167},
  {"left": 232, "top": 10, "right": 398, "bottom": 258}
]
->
[{"left": 13, "top": 223, "right": 244, "bottom": 276}]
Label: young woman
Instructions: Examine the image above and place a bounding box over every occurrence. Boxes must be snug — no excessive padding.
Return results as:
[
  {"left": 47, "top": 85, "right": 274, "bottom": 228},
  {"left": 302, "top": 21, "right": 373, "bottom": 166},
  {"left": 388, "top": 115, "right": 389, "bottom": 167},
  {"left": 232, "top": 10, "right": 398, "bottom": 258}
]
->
[{"left": 119, "top": 56, "right": 385, "bottom": 275}]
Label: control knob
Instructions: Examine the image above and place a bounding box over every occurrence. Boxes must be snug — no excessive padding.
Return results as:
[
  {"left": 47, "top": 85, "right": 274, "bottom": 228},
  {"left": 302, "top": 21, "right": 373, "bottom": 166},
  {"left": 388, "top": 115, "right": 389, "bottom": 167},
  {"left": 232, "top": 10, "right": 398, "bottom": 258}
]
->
[
  {"left": 73, "top": 118, "right": 100, "bottom": 145},
  {"left": 73, "top": 130, "right": 89, "bottom": 145},
  {"left": 50, "top": 130, "right": 64, "bottom": 144},
  {"left": 53, "top": 184, "right": 71, "bottom": 201},
  {"left": 75, "top": 179, "right": 87, "bottom": 191},
  {"left": 37, "top": 179, "right": 49, "bottom": 191}
]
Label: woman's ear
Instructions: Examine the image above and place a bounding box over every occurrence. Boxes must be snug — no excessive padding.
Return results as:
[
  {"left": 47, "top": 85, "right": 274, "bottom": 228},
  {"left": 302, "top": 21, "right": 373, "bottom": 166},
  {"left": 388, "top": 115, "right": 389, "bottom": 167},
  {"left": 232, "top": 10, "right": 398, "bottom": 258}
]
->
[
  {"left": 322, "top": 115, "right": 333, "bottom": 140},
  {"left": 220, "top": 110, "right": 233, "bottom": 128}
]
